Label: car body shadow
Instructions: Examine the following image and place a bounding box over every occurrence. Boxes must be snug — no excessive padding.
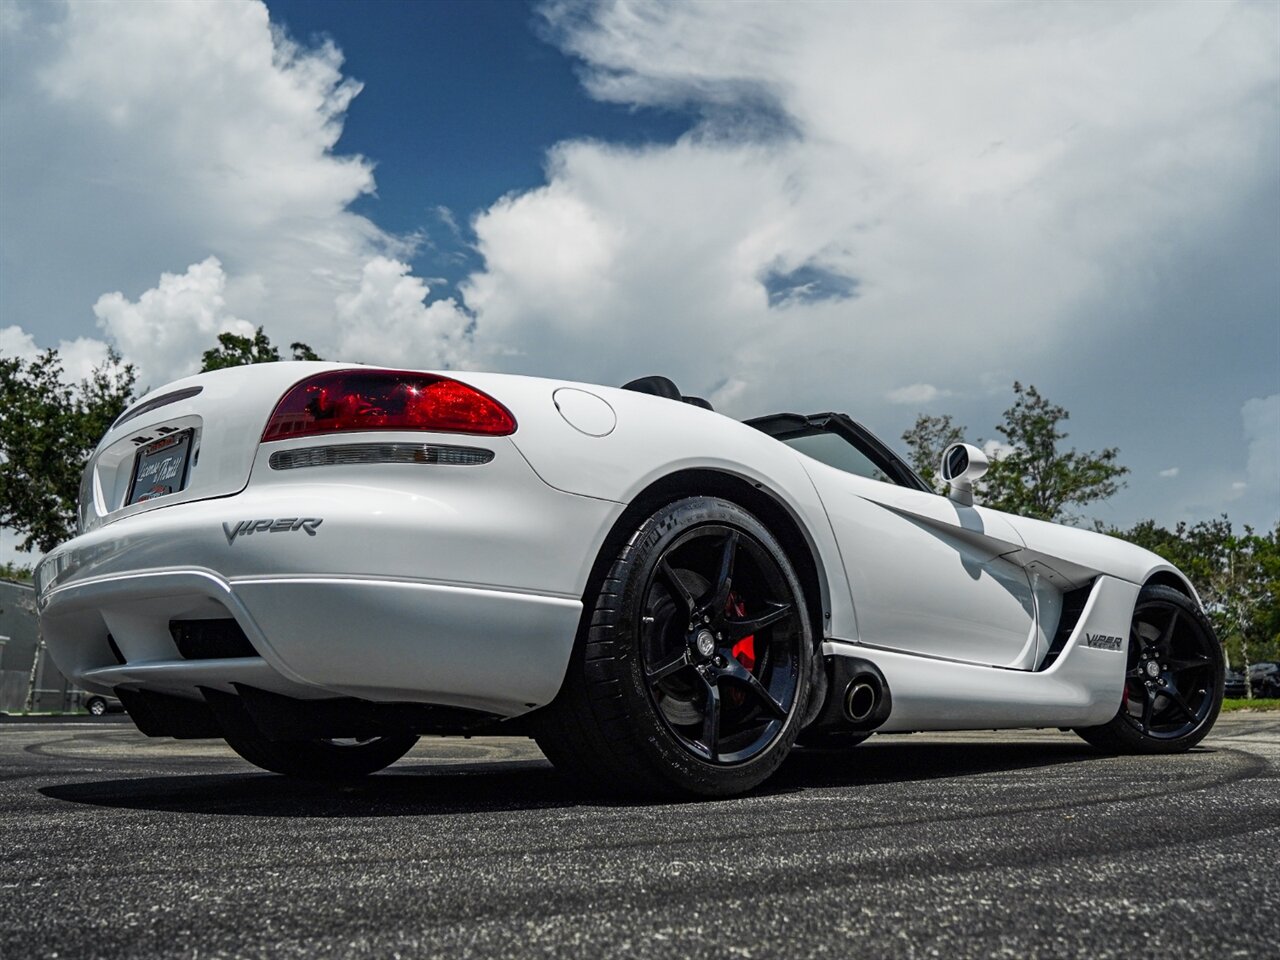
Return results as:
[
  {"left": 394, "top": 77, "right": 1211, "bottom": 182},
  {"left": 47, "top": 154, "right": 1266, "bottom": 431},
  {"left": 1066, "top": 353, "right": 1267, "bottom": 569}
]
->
[
  {"left": 37, "top": 736, "right": 1119, "bottom": 817},
  {"left": 40, "top": 759, "right": 584, "bottom": 817},
  {"left": 777, "top": 737, "right": 1107, "bottom": 790}
]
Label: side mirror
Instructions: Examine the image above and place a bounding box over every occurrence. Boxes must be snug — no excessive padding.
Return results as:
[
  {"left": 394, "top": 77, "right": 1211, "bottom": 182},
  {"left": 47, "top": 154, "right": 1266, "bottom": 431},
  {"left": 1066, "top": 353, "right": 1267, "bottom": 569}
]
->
[{"left": 939, "top": 442, "right": 989, "bottom": 507}]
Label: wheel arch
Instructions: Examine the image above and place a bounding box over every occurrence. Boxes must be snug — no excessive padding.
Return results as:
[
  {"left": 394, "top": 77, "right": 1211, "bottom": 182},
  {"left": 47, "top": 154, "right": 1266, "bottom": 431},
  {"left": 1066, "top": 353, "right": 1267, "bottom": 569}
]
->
[
  {"left": 1142, "top": 568, "right": 1203, "bottom": 608},
  {"left": 579, "top": 468, "right": 832, "bottom": 648}
]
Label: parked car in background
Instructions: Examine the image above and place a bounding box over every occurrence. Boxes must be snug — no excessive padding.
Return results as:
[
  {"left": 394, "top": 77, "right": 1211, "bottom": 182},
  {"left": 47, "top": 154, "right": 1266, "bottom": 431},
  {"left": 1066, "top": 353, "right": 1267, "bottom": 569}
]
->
[
  {"left": 1248, "top": 662, "right": 1280, "bottom": 698},
  {"left": 84, "top": 693, "right": 124, "bottom": 716},
  {"left": 1224, "top": 669, "right": 1247, "bottom": 698},
  {"left": 1223, "top": 662, "right": 1280, "bottom": 699}
]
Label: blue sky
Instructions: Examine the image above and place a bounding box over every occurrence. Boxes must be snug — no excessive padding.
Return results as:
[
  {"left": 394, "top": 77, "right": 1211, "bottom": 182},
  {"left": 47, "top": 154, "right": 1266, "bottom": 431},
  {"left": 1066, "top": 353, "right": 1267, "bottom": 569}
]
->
[
  {"left": 267, "top": 0, "right": 692, "bottom": 290},
  {"left": 0, "top": 0, "right": 1276, "bottom": 568}
]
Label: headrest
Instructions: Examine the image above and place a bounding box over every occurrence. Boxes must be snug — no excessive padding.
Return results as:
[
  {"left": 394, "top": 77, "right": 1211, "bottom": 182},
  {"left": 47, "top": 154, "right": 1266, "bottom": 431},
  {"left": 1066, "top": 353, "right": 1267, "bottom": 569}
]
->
[
  {"left": 620, "top": 375, "right": 715, "bottom": 412},
  {"left": 621, "top": 375, "right": 683, "bottom": 402}
]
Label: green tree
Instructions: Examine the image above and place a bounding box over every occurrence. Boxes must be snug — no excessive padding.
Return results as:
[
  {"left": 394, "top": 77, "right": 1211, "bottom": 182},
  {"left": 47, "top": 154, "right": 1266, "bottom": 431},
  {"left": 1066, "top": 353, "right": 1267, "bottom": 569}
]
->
[
  {"left": 901, "top": 414, "right": 966, "bottom": 494},
  {"left": 289, "top": 341, "right": 323, "bottom": 361},
  {"left": 200, "top": 326, "right": 321, "bottom": 371},
  {"left": 1120, "top": 517, "right": 1224, "bottom": 595},
  {"left": 901, "top": 383, "right": 1128, "bottom": 521},
  {"left": 0, "top": 349, "right": 135, "bottom": 553},
  {"left": 1252, "top": 526, "right": 1280, "bottom": 657},
  {"left": 980, "top": 382, "right": 1128, "bottom": 523},
  {"left": 0, "top": 561, "right": 33, "bottom": 582},
  {"left": 1117, "top": 517, "right": 1280, "bottom": 684}
]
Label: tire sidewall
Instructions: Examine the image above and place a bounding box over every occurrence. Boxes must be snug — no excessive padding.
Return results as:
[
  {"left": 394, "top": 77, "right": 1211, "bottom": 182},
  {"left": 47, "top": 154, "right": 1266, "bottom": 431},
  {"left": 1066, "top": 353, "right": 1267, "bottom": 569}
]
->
[{"left": 608, "top": 497, "right": 813, "bottom": 795}]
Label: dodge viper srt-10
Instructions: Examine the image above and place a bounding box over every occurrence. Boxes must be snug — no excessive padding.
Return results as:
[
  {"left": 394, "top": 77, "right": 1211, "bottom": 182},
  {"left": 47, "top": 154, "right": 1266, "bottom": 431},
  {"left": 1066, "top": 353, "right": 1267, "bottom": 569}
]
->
[{"left": 35, "top": 365, "right": 1224, "bottom": 796}]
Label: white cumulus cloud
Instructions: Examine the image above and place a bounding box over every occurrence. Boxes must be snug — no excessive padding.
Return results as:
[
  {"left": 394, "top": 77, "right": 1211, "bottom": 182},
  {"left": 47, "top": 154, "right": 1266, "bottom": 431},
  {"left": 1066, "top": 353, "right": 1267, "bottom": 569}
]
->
[
  {"left": 1, "top": 0, "right": 469, "bottom": 387},
  {"left": 450, "top": 0, "right": 1280, "bottom": 533},
  {"left": 0, "top": 325, "right": 110, "bottom": 383},
  {"left": 450, "top": 0, "right": 1279, "bottom": 429},
  {"left": 92, "top": 258, "right": 253, "bottom": 387},
  {"left": 333, "top": 258, "right": 472, "bottom": 371}
]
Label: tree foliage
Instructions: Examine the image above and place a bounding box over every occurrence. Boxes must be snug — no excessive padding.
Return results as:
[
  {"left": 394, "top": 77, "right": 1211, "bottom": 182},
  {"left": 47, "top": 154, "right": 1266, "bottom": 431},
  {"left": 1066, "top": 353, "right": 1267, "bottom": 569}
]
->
[
  {"left": 0, "top": 561, "right": 33, "bottom": 582},
  {"left": 0, "top": 349, "right": 135, "bottom": 553},
  {"left": 979, "top": 382, "right": 1128, "bottom": 522},
  {"left": 901, "top": 414, "right": 966, "bottom": 494},
  {"left": 1117, "top": 517, "right": 1280, "bottom": 676},
  {"left": 902, "top": 383, "right": 1128, "bottom": 522},
  {"left": 0, "top": 326, "right": 316, "bottom": 556},
  {"left": 200, "top": 326, "right": 321, "bottom": 371}
]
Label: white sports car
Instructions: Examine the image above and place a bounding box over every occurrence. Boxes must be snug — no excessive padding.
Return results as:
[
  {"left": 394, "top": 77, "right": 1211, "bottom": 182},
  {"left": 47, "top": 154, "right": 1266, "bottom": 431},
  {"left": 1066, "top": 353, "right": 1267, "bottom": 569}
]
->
[{"left": 35, "top": 365, "right": 1223, "bottom": 796}]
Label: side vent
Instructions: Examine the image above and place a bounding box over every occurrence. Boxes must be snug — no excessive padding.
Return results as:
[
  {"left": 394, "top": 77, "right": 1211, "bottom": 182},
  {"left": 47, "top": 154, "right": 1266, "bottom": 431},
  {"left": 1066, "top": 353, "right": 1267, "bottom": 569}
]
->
[
  {"left": 169, "top": 620, "right": 258, "bottom": 660},
  {"left": 1038, "top": 582, "right": 1095, "bottom": 671}
]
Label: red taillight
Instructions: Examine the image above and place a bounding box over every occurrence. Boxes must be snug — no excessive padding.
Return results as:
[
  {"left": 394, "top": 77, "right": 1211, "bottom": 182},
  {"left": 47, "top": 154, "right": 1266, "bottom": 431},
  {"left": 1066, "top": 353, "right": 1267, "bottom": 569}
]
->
[{"left": 262, "top": 370, "right": 516, "bottom": 442}]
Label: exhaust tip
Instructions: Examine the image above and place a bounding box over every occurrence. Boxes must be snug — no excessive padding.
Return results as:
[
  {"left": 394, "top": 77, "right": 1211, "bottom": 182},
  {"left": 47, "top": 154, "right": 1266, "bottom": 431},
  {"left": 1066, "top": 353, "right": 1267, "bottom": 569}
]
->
[{"left": 843, "top": 679, "right": 878, "bottom": 724}]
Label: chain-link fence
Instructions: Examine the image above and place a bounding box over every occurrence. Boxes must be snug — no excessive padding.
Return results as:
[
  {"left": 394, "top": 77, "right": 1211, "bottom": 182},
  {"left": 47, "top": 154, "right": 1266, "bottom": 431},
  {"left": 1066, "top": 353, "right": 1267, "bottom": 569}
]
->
[{"left": 1, "top": 579, "right": 86, "bottom": 713}]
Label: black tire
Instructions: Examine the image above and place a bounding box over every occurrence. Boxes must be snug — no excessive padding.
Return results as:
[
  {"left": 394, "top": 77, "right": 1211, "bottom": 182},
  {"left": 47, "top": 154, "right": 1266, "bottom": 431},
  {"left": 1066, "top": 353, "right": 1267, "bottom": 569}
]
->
[
  {"left": 86, "top": 697, "right": 107, "bottom": 717},
  {"left": 1075, "top": 584, "right": 1223, "bottom": 754},
  {"left": 533, "top": 496, "right": 813, "bottom": 798},
  {"left": 223, "top": 733, "right": 418, "bottom": 780}
]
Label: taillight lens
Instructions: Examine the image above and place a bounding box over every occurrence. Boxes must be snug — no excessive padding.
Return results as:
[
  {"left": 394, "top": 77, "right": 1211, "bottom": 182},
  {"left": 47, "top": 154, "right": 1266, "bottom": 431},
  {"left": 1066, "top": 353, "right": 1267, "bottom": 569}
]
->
[{"left": 262, "top": 370, "right": 516, "bottom": 442}]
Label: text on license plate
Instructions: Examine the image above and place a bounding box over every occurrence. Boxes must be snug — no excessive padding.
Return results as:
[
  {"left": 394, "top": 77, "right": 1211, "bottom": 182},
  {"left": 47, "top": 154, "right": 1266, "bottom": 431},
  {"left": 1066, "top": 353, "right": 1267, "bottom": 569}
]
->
[{"left": 127, "top": 430, "right": 193, "bottom": 506}]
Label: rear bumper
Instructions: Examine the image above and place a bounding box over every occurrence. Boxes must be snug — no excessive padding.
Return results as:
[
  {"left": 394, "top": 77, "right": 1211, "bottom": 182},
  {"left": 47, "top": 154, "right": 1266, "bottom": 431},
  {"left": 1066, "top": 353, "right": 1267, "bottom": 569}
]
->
[
  {"left": 38, "top": 568, "right": 581, "bottom": 717},
  {"left": 35, "top": 441, "right": 620, "bottom": 719}
]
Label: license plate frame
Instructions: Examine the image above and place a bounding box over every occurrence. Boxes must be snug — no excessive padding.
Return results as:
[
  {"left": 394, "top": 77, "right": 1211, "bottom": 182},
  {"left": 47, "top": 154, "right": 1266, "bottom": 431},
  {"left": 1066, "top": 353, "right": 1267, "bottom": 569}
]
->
[{"left": 125, "top": 429, "right": 194, "bottom": 507}]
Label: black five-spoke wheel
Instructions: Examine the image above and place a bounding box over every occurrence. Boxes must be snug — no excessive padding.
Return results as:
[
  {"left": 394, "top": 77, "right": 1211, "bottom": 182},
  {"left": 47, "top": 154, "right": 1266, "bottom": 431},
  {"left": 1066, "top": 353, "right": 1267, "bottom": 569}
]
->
[
  {"left": 643, "top": 525, "right": 801, "bottom": 765},
  {"left": 534, "top": 496, "right": 813, "bottom": 797},
  {"left": 1123, "top": 599, "right": 1217, "bottom": 739},
  {"left": 1076, "top": 584, "right": 1223, "bottom": 754}
]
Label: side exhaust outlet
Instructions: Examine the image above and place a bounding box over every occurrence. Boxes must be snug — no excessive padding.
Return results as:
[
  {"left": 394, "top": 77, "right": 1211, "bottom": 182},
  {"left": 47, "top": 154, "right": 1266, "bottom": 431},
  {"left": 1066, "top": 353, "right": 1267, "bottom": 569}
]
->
[
  {"left": 843, "top": 678, "right": 879, "bottom": 724},
  {"left": 808, "top": 656, "right": 893, "bottom": 734}
]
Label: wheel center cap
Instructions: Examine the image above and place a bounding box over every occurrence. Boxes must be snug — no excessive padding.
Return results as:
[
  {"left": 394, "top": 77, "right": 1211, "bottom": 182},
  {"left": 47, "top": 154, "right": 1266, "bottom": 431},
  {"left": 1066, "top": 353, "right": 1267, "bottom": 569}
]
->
[
  {"left": 1144, "top": 660, "right": 1161, "bottom": 679},
  {"left": 695, "top": 629, "right": 716, "bottom": 659}
]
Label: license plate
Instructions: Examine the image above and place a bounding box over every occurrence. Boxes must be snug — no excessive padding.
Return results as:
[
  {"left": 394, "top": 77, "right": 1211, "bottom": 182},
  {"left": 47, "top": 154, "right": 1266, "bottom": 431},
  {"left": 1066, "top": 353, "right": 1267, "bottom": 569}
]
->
[{"left": 126, "top": 430, "right": 194, "bottom": 506}]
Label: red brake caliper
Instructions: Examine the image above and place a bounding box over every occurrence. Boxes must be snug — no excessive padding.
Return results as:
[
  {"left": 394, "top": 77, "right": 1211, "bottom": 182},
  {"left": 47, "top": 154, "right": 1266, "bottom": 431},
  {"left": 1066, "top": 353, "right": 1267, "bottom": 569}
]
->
[
  {"left": 729, "top": 594, "right": 755, "bottom": 670},
  {"left": 727, "top": 599, "right": 752, "bottom": 711}
]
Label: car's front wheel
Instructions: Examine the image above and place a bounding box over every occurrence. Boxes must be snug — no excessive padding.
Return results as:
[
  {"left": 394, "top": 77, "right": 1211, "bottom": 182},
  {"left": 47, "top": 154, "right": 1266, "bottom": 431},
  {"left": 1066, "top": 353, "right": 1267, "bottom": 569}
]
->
[
  {"left": 85, "top": 697, "right": 108, "bottom": 717},
  {"left": 223, "top": 733, "right": 419, "bottom": 780},
  {"left": 534, "top": 496, "right": 813, "bottom": 798},
  {"left": 1075, "top": 584, "right": 1223, "bottom": 754}
]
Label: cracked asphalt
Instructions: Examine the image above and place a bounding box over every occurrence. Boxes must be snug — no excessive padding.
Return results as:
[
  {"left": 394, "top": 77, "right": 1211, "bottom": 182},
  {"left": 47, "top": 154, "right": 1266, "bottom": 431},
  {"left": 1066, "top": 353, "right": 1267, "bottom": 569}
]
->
[{"left": 1, "top": 714, "right": 1277, "bottom": 959}]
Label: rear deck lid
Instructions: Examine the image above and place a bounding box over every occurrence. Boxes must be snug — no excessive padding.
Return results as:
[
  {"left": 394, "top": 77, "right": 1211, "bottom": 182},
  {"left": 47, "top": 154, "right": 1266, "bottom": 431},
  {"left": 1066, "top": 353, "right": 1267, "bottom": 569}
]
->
[{"left": 82, "top": 362, "right": 354, "bottom": 532}]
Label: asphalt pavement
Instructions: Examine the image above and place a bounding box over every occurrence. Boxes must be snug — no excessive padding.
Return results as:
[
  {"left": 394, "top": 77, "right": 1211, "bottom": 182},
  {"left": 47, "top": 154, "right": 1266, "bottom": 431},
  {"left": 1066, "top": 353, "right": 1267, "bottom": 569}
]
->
[{"left": 1, "top": 714, "right": 1277, "bottom": 959}]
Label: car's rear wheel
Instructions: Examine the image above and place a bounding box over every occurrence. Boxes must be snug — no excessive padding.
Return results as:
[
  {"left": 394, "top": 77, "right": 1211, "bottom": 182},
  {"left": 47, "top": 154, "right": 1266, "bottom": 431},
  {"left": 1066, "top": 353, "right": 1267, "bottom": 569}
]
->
[
  {"left": 534, "top": 496, "right": 812, "bottom": 798},
  {"left": 223, "top": 732, "right": 419, "bottom": 780},
  {"left": 1075, "top": 584, "right": 1223, "bottom": 754},
  {"left": 85, "top": 697, "right": 108, "bottom": 717}
]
